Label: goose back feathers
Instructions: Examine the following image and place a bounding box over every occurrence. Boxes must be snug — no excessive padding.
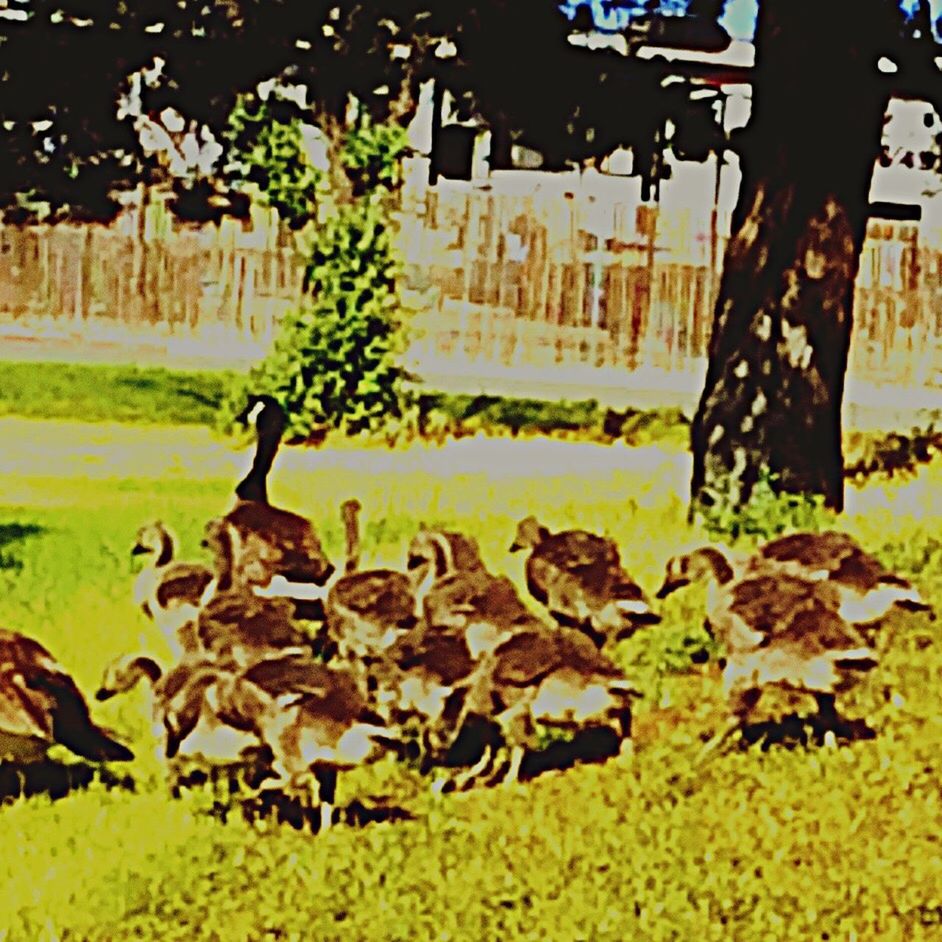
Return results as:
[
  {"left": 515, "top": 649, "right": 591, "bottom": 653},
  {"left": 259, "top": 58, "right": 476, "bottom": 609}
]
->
[
  {"left": 510, "top": 516, "right": 660, "bottom": 645},
  {"left": 1, "top": 630, "right": 133, "bottom": 763}
]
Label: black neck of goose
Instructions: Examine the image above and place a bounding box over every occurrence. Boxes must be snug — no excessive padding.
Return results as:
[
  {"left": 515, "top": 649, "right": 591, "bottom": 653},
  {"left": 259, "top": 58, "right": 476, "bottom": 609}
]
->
[
  {"left": 155, "top": 529, "right": 173, "bottom": 567},
  {"left": 236, "top": 408, "right": 285, "bottom": 504}
]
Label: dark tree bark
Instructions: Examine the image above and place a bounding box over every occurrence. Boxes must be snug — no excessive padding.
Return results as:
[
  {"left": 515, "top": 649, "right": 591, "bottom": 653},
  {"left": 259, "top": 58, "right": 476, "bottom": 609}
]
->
[{"left": 690, "top": 1, "right": 899, "bottom": 515}]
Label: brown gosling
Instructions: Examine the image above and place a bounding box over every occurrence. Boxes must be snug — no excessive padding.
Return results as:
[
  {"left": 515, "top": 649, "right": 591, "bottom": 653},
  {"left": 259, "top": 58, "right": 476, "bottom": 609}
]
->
[
  {"left": 251, "top": 662, "right": 396, "bottom": 832},
  {"left": 750, "top": 530, "right": 934, "bottom": 631},
  {"left": 131, "top": 521, "right": 214, "bottom": 657},
  {"left": 509, "top": 515, "right": 661, "bottom": 648},
  {"left": 323, "top": 500, "right": 421, "bottom": 666},
  {"left": 462, "top": 626, "right": 639, "bottom": 788},
  {"left": 657, "top": 548, "right": 878, "bottom": 758}
]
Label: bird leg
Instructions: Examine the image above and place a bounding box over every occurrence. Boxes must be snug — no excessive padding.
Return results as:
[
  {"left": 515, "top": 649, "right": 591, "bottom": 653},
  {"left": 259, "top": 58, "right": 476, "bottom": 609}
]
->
[
  {"left": 502, "top": 745, "right": 526, "bottom": 788},
  {"left": 694, "top": 686, "right": 760, "bottom": 766},
  {"left": 314, "top": 767, "right": 337, "bottom": 833},
  {"left": 447, "top": 744, "right": 495, "bottom": 793},
  {"left": 693, "top": 714, "right": 743, "bottom": 767}
]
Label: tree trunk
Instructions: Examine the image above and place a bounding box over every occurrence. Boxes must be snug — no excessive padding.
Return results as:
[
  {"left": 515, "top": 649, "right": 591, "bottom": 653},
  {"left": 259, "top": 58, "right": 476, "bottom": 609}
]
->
[{"left": 690, "top": 1, "right": 893, "bottom": 515}]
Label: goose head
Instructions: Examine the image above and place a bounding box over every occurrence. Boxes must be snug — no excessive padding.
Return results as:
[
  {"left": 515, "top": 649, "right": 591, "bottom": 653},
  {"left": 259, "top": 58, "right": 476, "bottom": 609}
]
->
[
  {"left": 132, "top": 522, "right": 174, "bottom": 566},
  {"left": 235, "top": 394, "right": 285, "bottom": 434},
  {"left": 657, "top": 547, "right": 736, "bottom": 599},
  {"left": 509, "top": 516, "right": 550, "bottom": 552},
  {"left": 96, "top": 654, "right": 163, "bottom": 701},
  {"left": 406, "top": 529, "right": 455, "bottom": 581}
]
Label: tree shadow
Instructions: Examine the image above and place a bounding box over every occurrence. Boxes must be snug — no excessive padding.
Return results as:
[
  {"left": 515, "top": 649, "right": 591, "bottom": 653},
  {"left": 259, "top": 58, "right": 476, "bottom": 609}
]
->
[
  {"left": 115, "top": 374, "right": 223, "bottom": 412},
  {"left": 0, "top": 522, "right": 45, "bottom": 573},
  {"left": 0, "top": 759, "right": 135, "bottom": 804}
]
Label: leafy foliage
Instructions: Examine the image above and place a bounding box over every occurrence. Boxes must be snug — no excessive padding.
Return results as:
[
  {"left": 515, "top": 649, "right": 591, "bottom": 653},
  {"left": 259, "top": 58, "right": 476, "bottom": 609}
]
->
[
  {"left": 224, "top": 93, "right": 324, "bottom": 230},
  {"left": 223, "top": 114, "right": 414, "bottom": 440},
  {"left": 696, "top": 466, "right": 835, "bottom": 545}
]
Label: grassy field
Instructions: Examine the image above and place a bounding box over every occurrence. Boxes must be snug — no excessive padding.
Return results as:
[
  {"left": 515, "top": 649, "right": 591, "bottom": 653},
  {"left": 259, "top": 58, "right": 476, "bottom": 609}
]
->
[{"left": 2, "top": 409, "right": 942, "bottom": 940}]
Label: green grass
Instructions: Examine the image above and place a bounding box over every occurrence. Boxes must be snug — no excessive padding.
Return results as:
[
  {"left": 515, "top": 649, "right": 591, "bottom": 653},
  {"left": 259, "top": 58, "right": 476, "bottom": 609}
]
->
[
  {"left": 2, "top": 420, "right": 942, "bottom": 939},
  {"left": 0, "top": 361, "right": 235, "bottom": 426},
  {"left": 0, "top": 361, "right": 690, "bottom": 447}
]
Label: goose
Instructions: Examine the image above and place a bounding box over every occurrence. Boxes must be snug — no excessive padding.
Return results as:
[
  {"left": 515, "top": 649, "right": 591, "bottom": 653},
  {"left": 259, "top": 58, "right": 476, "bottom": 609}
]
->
[
  {"left": 196, "top": 519, "right": 314, "bottom": 666},
  {"left": 246, "top": 657, "right": 397, "bottom": 832},
  {"left": 509, "top": 515, "right": 661, "bottom": 648},
  {"left": 461, "top": 625, "right": 638, "bottom": 787},
  {"left": 367, "top": 623, "right": 484, "bottom": 775},
  {"left": 751, "top": 530, "right": 934, "bottom": 628},
  {"left": 324, "top": 498, "right": 420, "bottom": 663},
  {"left": 131, "top": 522, "right": 214, "bottom": 657},
  {"left": 407, "top": 527, "right": 489, "bottom": 576},
  {"left": 95, "top": 652, "right": 273, "bottom": 800},
  {"left": 0, "top": 628, "right": 133, "bottom": 765},
  {"left": 221, "top": 394, "right": 335, "bottom": 606},
  {"left": 656, "top": 549, "right": 878, "bottom": 757}
]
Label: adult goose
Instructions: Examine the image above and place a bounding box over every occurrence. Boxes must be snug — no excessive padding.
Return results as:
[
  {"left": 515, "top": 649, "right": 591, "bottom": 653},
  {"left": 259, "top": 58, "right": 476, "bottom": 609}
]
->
[
  {"left": 131, "top": 521, "right": 214, "bottom": 657},
  {"left": 509, "top": 515, "right": 661, "bottom": 648},
  {"left": 220, "top": 394, "right": 335, "bottom": 608},
  {"left": 657, "top": 549, "right": 878, "bottom": 757},
  {"left": 1, "top": 629, "right": 133, "bottom": 764}
]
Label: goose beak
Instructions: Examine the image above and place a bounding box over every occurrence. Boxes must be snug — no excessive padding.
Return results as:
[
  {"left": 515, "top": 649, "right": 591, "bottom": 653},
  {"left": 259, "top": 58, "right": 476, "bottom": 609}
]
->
[
  {"left": 130, "top": 543, "right": 149, "bottom": 556},
  {"left": 95, "top": 688, "right": 116, "bottom": 702},
  {"left": 655, "top": 578, "right": 688, "bottom": 600},
  {"left": 508, "top": 540, "right": 524, "bottom": 552}
]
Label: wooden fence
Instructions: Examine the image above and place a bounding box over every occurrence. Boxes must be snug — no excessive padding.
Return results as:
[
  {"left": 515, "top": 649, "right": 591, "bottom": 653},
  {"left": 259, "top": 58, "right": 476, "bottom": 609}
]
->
[{"left": 0, "top": 181, "right": 940, "bottom": 395}]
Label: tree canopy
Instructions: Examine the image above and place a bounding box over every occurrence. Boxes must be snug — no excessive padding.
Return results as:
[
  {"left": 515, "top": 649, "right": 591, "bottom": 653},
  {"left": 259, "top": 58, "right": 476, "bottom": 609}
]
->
[{"left": 0, "top": 0, "right": 742, "bottom": 221}]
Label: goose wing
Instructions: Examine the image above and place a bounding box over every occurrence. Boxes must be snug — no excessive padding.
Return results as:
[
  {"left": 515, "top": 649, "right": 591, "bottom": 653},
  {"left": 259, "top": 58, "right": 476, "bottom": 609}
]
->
[
  {"left": 0, "top": 630, "right": 133, "bottom": 761},
  {"left": 197, "top": 593, "right": 308, "bottom": 659},
  {"left": 328, "top": 571, "right": 417, "bottom": 625},
  {"left": 155, "top": 563, "right": 214, "bottom": 610},
  {"left": 224, "top": 502, "right": 335, "bottom": 586}
]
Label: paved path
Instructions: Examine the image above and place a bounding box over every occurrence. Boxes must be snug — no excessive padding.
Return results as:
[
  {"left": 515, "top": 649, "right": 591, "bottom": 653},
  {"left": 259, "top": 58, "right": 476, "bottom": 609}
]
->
[{"left": 0, "top": 415, "right": 692, "bottom": 490}]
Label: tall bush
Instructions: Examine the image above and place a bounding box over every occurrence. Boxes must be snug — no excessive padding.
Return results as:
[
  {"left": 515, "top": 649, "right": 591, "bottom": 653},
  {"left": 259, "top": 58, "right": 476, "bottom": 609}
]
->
[{"left": 223, "top": 105, "right": 414, "bottom": 441}]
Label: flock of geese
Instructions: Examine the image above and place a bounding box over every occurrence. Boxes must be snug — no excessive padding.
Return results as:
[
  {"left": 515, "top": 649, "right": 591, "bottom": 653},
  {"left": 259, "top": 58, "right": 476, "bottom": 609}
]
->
[{"left": 0, "top": 394, "right": 935, "bottom": 829}]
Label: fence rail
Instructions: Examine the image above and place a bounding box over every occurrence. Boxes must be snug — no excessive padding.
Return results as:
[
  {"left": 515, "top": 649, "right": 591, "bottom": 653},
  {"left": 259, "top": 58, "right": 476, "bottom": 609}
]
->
[{"left": 1, "top": 180, "right": 940, "bottom": 398}]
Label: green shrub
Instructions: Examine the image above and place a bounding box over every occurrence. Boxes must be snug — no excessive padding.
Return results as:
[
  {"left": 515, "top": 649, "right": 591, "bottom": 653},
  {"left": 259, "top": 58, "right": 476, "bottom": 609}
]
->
[
  {"left": 696, "top": 466, "right": 835, "bottom": 545},
  {"left": 227, "top": 197, "right": 414, "bottom": 441},
  {"left": 223, "top": 112, "right": 414, "bottom": 441},
  {"left": 224, "top": 93, "right": 323, "bottom": 230}
]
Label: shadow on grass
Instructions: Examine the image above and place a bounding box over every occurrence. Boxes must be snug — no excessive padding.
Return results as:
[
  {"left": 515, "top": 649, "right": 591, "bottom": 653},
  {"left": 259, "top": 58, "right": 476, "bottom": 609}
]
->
[
  {"left": 0, "top": 759, "right": 135, "bottom": 804},
  {"left": 0, "top": 522, "right": 45, "bottom": 572}
]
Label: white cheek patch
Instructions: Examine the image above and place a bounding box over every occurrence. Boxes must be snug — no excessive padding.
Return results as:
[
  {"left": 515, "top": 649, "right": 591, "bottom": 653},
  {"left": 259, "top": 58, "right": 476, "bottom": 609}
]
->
[
  {"left": 614, "top": 599, "right": 654, "bottom": 616},
  {"left": 247, "top": 402, "right": 266, "bottom": 425}
]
